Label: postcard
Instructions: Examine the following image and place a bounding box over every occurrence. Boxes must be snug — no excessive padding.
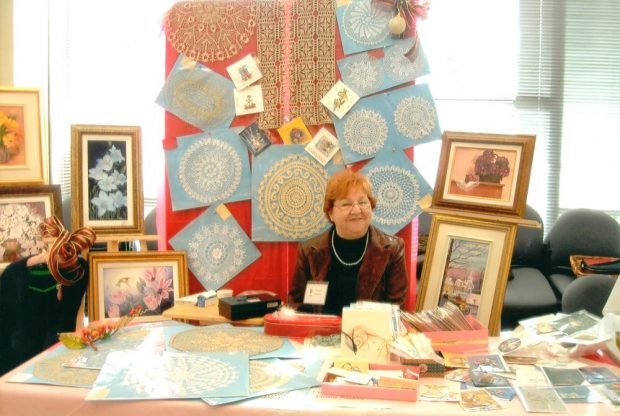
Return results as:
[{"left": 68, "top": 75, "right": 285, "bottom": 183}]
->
[
  {"left": 226, "top": 53, "right": 263, "bottom": 90},
  {"left": 578, "top": 366, "right": 619, "bottom": 384},
  {"left": 470, "top": 371, "right": 511, "bottom": 388},
  {"left": 442, "top": 352, "right": 469, "bottom": 368},
  {"left": 459, "top": 388, "right": 503, "bottom": 411},
  {"left": 516, "top": 386, "right": 568, "bottom": 413},
  {"left": 305, "top": 128, "right": 340, "bottom": 165},
  {"left": 554, "top": 385, "right": 599, "bottom": 404},
  {"left": 444, "top": 368, "right": 471, "bottom": 383},
  {"left": 550, "top": 310, "right": 600, "bottom": 335},
  {"left": 541, "top": 366, "right": 586, "bottom": 386},
  {"left": 466, "top": 353, "right": 509, "bottom": 373},
  {"left": 234, "top": 85, "right": 264, "bottom": 116},
  {"left": 418, "top": 381, "right": 461, "bottom": 402},
  {"left": 486, "top": 386, "right": 516, "bottom": 401},
  {"left": 320, "top": 80, "right": 359, "bottom": 119},
  {"left": 277, "top": 117, "right": 313, "bottom": 145},
  {"left": 239, "top": 122, "right": 272, "bottom": 155}
]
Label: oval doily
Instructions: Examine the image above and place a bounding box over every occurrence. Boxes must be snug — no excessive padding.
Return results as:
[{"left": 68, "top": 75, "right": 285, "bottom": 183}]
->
[
  {"left": 169, "top": 327, "right": 284, "bottom": 356},
  {"left": 164, "top": 1, "right": 257, "bottom": 63},
  {"left": 342, "top": 0, "right": 392, "bottom": 46},
  {"left": 343, "top": 109, "right": 388, "bottom": 155},
  {"left": 257, "top": 154, "right": 329, "bottom": 240},
  {"left": 186, "top": 223, "right": 247, "bottom": 286},
  {"left": 393, "top": 95, "right": 437, "bottom": 140},
  {"left": 368, "top": 165, "right": 421, "bottom": 226},
  {"left": 178, "top": 137, "right": 243, "bottom": 205},
  {"left": 250, "top": 360, "right": 290, "bottom": 392}
]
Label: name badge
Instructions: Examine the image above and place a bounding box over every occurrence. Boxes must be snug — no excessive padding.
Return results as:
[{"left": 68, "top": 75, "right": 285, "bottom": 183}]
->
[{"left": 303, "top": 281, "right": 328, "bottom": 305}]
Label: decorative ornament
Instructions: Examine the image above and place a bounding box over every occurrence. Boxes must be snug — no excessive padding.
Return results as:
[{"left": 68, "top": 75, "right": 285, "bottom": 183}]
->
[
  {"left": 373, "top": 0, "right": 431, "bottom": 35},
  {"left": 38, "top": 216, "right": 96, "bottom": 301},
  {"left": 388, "top": 12, "right": 407, "bottom": 35}
]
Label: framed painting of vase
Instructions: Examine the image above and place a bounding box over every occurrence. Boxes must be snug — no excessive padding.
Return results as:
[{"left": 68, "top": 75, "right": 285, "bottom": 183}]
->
[
  {"left": 432, "top": 131, "right": 536, "bottom": 217},
  {"left": 0, "top": 87, "right": 48, "bottom": 184}
]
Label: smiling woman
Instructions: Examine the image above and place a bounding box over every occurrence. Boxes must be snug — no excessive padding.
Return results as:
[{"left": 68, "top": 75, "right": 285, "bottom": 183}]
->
[{"left": 288, "top": 169, "right": 409, "bottom": 315}]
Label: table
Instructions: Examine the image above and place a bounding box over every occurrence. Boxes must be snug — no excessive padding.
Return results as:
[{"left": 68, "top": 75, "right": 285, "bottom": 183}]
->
[
  {"left": 1, "top": 333, "right": 618, "bottom": 416},
  {"left": 162, "top": 303, "right": 264, "bottom": 326}
]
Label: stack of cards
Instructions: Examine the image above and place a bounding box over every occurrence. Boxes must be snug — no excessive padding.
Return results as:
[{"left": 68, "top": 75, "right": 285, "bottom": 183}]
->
[{"left": 400, "top": 302, "right": 475, "bottom": 332}]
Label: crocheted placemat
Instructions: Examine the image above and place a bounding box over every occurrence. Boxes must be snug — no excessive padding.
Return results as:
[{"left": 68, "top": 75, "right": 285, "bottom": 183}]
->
[{"left": 169, "top": 326, "right": 284, "bottom": 356}]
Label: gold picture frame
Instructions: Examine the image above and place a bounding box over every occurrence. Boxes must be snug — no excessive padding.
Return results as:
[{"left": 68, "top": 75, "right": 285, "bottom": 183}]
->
[
  {"left": 71, "top": 124, "right": 143, "bottom": 236},
  {"left": 416, "top": 214, "right": 517, "bottom": 336},
  {"left": 0, "top": 87, "right": 48, "bottom": 184},
  {"left": 432, "top": 131, "right": 535, "bottom": 217},
  {"left": 88, "top": 251, "right": 188, "bottom": 322},
  {"left": 0, "top": 184, "right": 62, "bottom": 269}
]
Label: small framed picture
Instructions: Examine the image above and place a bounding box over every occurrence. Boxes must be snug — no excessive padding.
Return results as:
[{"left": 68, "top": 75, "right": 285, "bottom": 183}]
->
[
  {"left": 88, "top": 251, "right": 189, "bottom": 322},
  {"left": 277, "top": 116, "right": 312, "bottom": 145},
  {"left": 0, "top": 184, "right": 62, "bottom": 268},
  {"left": 226, "top": 53, "right": 263, "bottom": 90},
  {"left": 305, "top": 127, "right": 340, "bottom": 165},
  {"left": 320, "top": 80, "right": 359, "bottom": 119},
  {"left": 432, "top": 131, "right": 536, "bottom": 217},
  {"left": 416, "top": 214, "right": 517, "bottom": 336},
  {"left": 239, "top": 122, "right": 272, "bottom": 155},
  {"left": 233, "top": 85, "right": 264, "bottom": 116},
  {"left": 0, "top": 87, "right": 48, "bottom": 184},
  {"left": 71, "top": 124, "right": 143, "bottom": 236}
]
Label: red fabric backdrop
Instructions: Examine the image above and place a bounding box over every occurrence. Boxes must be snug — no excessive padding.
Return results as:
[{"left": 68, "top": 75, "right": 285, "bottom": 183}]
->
[{"left": 158, "top": 8, "right": 419, "bottom": 310}]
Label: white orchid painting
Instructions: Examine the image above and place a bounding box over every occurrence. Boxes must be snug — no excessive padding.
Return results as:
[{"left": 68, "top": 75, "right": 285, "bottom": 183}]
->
[{"left": 87, "top": 141, "right": 129, "bottom": 221}]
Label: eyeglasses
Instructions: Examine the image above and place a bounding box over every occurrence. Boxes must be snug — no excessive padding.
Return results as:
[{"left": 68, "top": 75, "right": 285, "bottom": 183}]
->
[{"left": 334, "top": 199, "right": 371, "bottom": 211}]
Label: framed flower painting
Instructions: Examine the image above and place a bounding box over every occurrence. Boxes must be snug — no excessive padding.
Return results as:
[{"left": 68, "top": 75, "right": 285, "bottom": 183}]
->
[
  {"left": 71, "top": 125, "right": 144, "bottom": 235},
  {"left": 0, "top": 87, "right": 48, "bottom": 184},
  {"left": 432, "top": 131, "right": 536, "bottom": 217},
  {"left": 88, "top": 251, "right": 188, "bottom": 322}
]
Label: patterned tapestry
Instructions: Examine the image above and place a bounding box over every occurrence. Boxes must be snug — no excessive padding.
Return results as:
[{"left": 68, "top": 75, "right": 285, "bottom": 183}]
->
[{"left": 256, "top": 0, "right": 335, "bottom": 128}]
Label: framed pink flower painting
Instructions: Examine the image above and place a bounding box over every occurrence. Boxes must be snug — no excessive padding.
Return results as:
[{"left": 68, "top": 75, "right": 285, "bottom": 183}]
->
[{"left": 88, "top": 251, "right": 188, "bottom": 322}]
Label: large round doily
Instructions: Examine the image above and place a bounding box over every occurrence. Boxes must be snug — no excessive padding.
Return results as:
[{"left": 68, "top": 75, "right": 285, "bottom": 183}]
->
[
  {"left": 340, "top": 55, "right": 384, "bottom": 96},
  {"left": 169, "top": 327, "right": 284, "bottom": 356},
  {"left": 179, "top": 137, "right": 243, "bottom": 205},
  {"left": 368, "top": 165, "right": 421, "bottom": 227},
  {"left": 257, "top": 155, "right": 329, "bottom": 240},
  {"left": 164, "top": 1, "right": 257, "bottom": 63},
  {"left": 119, "top": 353, "right": 240, "bottom": 395},
  {"left": 186, "top": 223, "right": 247, "bottom": 286},
  {"left": 342, "top": 0, "right": 392, "bottom": 46},
  {"left": 343, "top": 109, "right": 388, "bottom": 155},
  {"left": 393, "top": 95, "right": 437, "bottom": 140},
  {"left": 33, "top": 350, "right": 100, "bottom": 387},
  {"left": 163, "top": 67, "right": 234, "bottom": 129}
]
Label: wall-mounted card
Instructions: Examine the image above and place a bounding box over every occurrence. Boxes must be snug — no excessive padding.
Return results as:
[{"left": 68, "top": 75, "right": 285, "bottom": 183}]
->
[
  {"left": 226, "top": 54, "right": 263, "bottom": 90},
  {"left": 320, "top": 80, "right": 359, "bottom": 119},
  {"left": 277, "top": 117, "right": 312, "bottom": 145},
  {"left": 239, "top": 122, "right": 272, "bottom": 155},
  {"left": 234, "top": 85, "right": 264, "bottom": 116},
  {"left": 305, "top": 128, "right": 340, "bottom": 165}
]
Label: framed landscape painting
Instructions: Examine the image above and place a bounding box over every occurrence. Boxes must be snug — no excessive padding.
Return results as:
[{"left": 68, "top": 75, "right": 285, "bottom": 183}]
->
[
  {"left": 432, "top": 131, "right": 536, "bottom": 217},
  {"left": 71, "top": 125, "right": 143, "bottom": 236},
  {"left": 0, "top": 184, "right": 62, "bottom": 269},
  {"left": 416, "top": 214, "right": 517, "bottom": 336},
  {"left": 0, "top": 87, "right": 48, "bottom": 184},
  {"left": 88, "top": 251, "right": 188, "bottom": 322}
]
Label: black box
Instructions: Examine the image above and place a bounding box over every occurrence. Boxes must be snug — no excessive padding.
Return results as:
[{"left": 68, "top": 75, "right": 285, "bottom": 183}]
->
[{"left": 218, "top": 294, "right": 282, "bottom": 321}]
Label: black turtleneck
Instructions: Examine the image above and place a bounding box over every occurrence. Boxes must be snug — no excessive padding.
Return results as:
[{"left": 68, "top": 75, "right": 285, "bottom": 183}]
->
[{"left": 322, "top": 229, "right": 369, "bottom": 315}]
